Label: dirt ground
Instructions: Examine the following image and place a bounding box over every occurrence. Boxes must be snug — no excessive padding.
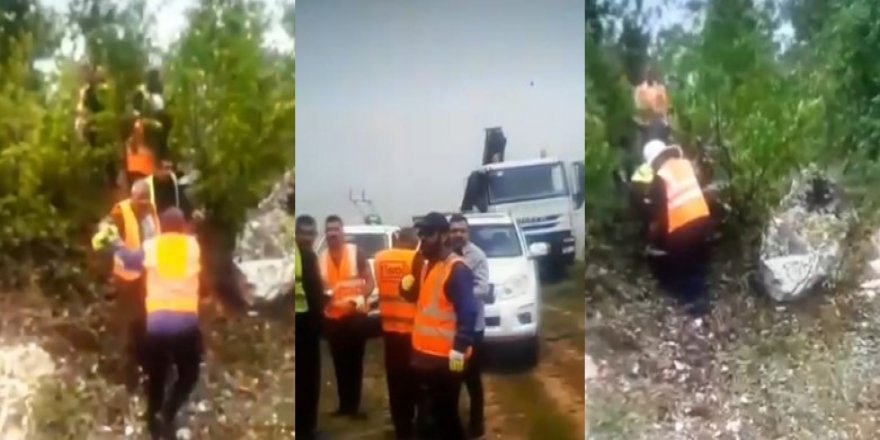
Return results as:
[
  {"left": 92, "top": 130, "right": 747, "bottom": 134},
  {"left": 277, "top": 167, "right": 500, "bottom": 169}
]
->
[
  {"left": 2, "top": 288, "right": 294, "bottom": 439},
  {"left": 586, "top": 246, "right": 880, "bottom": 440},
  {"left": 311, "top": 264, "right": 585, "bottom": 440}
]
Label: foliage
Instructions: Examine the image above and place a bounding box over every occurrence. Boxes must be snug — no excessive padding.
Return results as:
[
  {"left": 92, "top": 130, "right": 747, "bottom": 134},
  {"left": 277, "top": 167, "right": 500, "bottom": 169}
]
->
[
  {"left": 0, "top": 0, "right": 294, "bottom": 290},
  {"left": 585, "top": 0, "right": 880, "bottom": 240},
  {"left": 166, "top": 0, "right": 295, "bottom": 245}
]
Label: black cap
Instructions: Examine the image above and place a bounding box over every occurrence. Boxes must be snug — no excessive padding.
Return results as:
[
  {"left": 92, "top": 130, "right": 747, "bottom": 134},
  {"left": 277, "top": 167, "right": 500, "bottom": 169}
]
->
[{"left": 416, "top": 212, "right": 449, "bottom": 235}]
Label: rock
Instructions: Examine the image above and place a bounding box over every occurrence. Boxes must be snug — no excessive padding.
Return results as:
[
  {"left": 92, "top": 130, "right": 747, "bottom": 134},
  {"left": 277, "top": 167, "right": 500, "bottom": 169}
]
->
[
  {"left": 860, "top": 229, "right": 880, "bottom": 292},
  {"left": 759, "top": 165, "right": 855, "bottom": 302},
  {"left": 0, "top": 343, "right": 56, "bottom": 438},
  {"left": 234, "top": 171, "right": 295, "bottom": 303}
]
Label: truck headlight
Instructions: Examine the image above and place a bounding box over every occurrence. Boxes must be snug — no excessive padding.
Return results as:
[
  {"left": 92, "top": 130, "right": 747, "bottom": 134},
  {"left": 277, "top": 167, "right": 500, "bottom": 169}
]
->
[{"left": 499, "top": 274, "right": 529, "bottom": 299}]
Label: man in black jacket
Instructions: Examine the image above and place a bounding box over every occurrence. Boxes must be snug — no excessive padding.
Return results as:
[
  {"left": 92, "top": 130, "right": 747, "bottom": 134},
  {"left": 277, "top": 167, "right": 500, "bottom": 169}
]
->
[{"left": 295, "top": 215, "right": 326, "bottom": 439}]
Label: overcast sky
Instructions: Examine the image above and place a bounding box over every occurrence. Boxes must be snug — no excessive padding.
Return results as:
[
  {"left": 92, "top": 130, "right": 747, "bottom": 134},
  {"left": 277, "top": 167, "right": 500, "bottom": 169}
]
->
[
  {"left": 40, "top": 0, "right": 292, "bottom": 55},
  {"left": 296, "top": 0, "right": 584, "bottom": 227}
]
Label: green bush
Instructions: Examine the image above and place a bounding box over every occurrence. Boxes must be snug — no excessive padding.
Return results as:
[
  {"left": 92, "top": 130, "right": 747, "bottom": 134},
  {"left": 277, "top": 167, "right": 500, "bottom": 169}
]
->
[
  {"left": 166, "top": 0, "right": 295, "bottom": 244},
  {"left": 0, "top": 0, "right": 294, "bottom": 292},
  {"left": 585, "top": 0, "right": 880, "bottom": 242}
]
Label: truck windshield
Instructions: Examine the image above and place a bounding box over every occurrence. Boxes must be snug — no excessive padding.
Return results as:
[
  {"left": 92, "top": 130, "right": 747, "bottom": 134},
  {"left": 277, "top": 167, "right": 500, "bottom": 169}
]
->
[
  {"left": 468, "top": 225, "right": 523, "bottom": 258},
  {"left": 345, "top": 233, "right": 388, "bottom": 259},
  {"left": 487, "top": 163, "right": 568, "bottom": 204}
]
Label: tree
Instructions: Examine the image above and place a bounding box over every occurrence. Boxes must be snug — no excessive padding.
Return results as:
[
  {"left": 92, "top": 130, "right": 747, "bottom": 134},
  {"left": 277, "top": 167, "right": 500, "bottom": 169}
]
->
[{"left": 166, "top": 0, "right": 295, "bottom": 245}]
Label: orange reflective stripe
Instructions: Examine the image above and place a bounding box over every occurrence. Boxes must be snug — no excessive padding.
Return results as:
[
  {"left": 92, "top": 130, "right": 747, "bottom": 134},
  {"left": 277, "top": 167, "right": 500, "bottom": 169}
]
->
[
  {"left": 657, "top": 158, "right": 709, "bottom": 233},
  {"left": 321, "top": 244, "right": 365, "bottom": 319},
  {"left": 412, "top": 254, "right": 469, "bottom": 359},
  {"left": 144, "top": 233, "right": 200, "bottom": 315},
  {"left": 375, "top": 248, "right": 416, "bottom": 333}
]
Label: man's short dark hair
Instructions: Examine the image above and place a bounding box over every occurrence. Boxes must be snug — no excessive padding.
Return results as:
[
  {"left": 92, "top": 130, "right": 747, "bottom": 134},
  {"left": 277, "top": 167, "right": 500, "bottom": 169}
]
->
[
  {"left": 325, "top": 215, "right": 343, "bottom": 225},
  {"left": 449, "top": 213, "right": 468, "bottom": 226},
  {"left": 296, "top": 215, "right": 316, "bottom": 230}
]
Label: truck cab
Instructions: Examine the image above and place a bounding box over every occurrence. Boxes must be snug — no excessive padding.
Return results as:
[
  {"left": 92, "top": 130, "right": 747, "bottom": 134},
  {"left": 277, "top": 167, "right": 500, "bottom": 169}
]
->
[{"left": 462, "top": 157, "right": 585, "bottom": 279}]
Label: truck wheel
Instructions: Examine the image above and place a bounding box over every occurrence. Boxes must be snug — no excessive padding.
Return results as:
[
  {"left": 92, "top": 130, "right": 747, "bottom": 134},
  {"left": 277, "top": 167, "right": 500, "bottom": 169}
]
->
[{"left": 522, "top": 336, "right": 540, "bottom": 367}]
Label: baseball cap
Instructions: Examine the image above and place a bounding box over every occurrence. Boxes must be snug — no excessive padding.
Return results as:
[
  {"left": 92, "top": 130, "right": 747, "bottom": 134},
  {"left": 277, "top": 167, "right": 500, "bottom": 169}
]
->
[{"left": 416, "top": 212, "right": 449, "bottom": 236}]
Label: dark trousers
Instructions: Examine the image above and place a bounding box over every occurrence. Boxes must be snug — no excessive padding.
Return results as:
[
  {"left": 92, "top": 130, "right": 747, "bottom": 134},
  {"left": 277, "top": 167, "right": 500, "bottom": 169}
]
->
[
  {"left": 423, "top": 368, "right": 465, "bottom": 440},
  {"left": 324, "top": 316, "right": 367, "bottom": 413},
  {"left": 296, "top": 312, "right": 322, "bottom": 437},
  {"left": 116, "top": 279, "right": 148, "bottom": 390},
  {"left": 651, "top": 224, "right": 711, "bottom": 306},
  {"left": 143, "top": 326, "right": 202, "bottom": 430},
  {"left": 464, "top": 331, "right": 485, "bottom": 433},
  {"left": 384, "top": 332, "right": 417, "bottom": 439}
]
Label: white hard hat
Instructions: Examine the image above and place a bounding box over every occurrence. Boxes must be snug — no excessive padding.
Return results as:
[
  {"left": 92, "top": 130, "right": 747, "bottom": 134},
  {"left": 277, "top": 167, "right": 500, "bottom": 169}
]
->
[{"left": 643, "top": 139, "right": 669, "bottom": 164}]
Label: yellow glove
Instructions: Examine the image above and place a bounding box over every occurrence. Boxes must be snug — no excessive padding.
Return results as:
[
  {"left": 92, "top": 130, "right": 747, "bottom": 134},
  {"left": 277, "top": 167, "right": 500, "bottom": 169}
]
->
[
  {"left": 91, "top": 221, "right": 120, "bottom": 251},
  {"left": 449, "top": 350, "right": 466, "bottom": 372},
  {"left": 401, "top": 274, "right": 415, "bottom": 291}
]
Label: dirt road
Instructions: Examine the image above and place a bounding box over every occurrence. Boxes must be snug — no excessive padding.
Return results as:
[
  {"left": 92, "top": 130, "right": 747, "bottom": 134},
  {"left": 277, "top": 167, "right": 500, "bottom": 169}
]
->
[{"left": 315, "top": 265, "right": 585, "bottom": 440}]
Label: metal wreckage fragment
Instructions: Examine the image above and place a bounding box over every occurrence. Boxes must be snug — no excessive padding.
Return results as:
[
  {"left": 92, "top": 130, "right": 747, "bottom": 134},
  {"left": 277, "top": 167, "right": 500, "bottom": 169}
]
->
[
  {"left": 234, "top": 170, "right": 295, "bottom": 303},
  {"left": 759, "top": 165, "right": 856, "bottom": 302}
]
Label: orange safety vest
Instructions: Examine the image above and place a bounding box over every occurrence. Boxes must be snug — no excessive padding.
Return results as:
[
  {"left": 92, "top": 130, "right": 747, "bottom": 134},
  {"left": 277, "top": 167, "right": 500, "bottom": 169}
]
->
[
  {"left": 412, "top": 254, "right": 470, "bottom": 359},
  {"left": 143, "top": 233, "right": 200, "bottom": 315},
  {"left": 656, "top": 158, "right": 709, "bottom": 233},
  {"left": 636, "top": 82, "right": 669, "bottom": 120},
  {"left": 374, "top": 248, "right": 417, "bottom": 334},
  {"left": 126, "top": 119, "right": 155, "bottom": 176},
  {"left": 113, "top": 199, "right": 160, "bottom": 281},
  {"left": 320, "top": 243, "right": 367, "bottom": 319}
]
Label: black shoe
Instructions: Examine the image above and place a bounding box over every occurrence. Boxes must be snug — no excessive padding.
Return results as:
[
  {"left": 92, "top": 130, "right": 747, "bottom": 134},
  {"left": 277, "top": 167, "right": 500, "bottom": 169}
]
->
[
  {"left": 300, "top": 431, "right": 327, "bottom": 440},
  {"left": 146, "top": 415, "right": 162, "bottom": 440},
  {"left": 684, "top": 299, "right": 710, "bottom": 317},
  {"left": 160, "top": 414, "right": 178, "bottom": 440},
  {"left": 468, "top": 424, "right": 485, "bottom": 439},
  {"left": 349, "top": 411, "right": 368, "bottom": 421}
]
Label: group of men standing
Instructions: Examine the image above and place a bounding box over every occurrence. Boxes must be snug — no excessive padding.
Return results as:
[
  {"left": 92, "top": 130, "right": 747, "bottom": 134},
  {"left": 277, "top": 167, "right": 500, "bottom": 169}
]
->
[
  {"left": 631, "top": 66, "right": 714, "bottom": 317},
  {"left": 295, "top": 212, "right": 490, "bottom": 440}
]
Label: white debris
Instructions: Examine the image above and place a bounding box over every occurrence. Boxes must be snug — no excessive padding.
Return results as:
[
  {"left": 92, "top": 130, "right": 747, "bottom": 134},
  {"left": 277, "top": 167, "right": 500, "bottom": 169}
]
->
[
  {"left": 0, "top": 343, "right": 56, "bottom": 439},
  {"left": 585, "top": 354, "right": 599, "bottom": 380},
  {"left": 234, "top": 170, "right": 295, "bottom": 302},
  {"left": 759, "top": 166, "right": 855, "bottom": 302},
  {"left": 860, "top": 230, "right": 880, "bottom": 294}
]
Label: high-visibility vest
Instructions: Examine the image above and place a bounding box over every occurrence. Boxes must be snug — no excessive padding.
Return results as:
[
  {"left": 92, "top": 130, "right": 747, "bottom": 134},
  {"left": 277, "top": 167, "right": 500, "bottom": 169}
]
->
[
  {"left": 635, "top": 82, "right": 668, "bottom": 119},
  {"left": 631, "top": 162, "right": 654, "bottom": 184},
  {"left": 320, "top": 244, "right": 366, "bottom": 319},
  {"left": 294, "top": 244, "right": 308, "bottom": 313},
  {"left": 126, "top": 119, "right": 155, "bottom": 176},
  {"left": 412, "top": 254, "right": 470, "bottom": 359},
  {"left": 113, "top": 199, "right": 160, "bottom": 281},
  {"left": 374, "top": 248, "right": 417, "bottom": 334},
  {"left": 146, "top": 173, "right": 179, "bottom": 209},
  {"left": 656, "top": 158, "right": 709, "bottom": 233},
  {"left": 143, "top": 233, "right": 200, "bottom": 315}
]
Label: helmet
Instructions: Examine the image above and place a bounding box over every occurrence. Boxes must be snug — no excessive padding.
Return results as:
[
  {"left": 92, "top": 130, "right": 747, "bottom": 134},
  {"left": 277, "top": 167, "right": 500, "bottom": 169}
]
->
[{"left": 643, "top": 139, "right": 669, "bottom": 164}]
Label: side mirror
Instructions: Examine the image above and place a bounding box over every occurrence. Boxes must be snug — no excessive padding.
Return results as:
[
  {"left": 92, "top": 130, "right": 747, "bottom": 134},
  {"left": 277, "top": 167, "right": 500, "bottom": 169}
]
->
[
  {"left": 528, "top": 242, "right": 550, "bottom": 258},
  {"left": 570, "top": 161, "right": 585, "bottom": 209}
]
